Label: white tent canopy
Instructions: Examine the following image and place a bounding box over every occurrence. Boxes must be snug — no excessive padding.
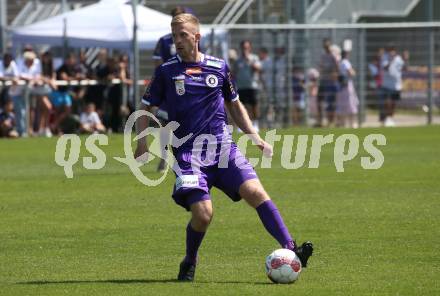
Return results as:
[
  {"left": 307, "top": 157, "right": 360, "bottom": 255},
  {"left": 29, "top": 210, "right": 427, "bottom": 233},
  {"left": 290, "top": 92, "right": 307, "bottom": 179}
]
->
[{"left": 10, "top": 0, "right": 220, "bottom": 50}]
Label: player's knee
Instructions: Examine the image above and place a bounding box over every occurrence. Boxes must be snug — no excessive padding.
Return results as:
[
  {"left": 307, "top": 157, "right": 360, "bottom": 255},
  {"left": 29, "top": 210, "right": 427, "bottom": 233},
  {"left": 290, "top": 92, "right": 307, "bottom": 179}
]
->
[
  {"left": 192, "top": 209, "right": 213, "bottom": 229},
  {"left": 240, "top": 181, "right": 270, "bottom": 208}
]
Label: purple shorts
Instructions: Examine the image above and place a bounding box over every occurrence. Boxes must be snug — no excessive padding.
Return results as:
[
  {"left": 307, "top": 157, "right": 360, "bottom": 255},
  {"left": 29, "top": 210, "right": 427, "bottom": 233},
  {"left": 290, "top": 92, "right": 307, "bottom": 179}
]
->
[{"left": 172, "top": 144, "right": 258, "bottom": 211}]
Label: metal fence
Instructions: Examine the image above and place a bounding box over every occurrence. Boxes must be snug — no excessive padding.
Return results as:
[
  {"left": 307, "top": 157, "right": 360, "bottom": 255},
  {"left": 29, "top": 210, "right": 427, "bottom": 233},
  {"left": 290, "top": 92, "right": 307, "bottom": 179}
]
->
[{"left": 208, "top": 22, "right": 440, "bottom": 128}]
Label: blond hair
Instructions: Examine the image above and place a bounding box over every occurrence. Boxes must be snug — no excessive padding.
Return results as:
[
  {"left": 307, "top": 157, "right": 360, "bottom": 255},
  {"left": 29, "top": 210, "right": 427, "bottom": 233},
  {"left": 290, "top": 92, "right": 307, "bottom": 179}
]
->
[{"left": 171, "top": 13, "right": 200, "bottom": 32}]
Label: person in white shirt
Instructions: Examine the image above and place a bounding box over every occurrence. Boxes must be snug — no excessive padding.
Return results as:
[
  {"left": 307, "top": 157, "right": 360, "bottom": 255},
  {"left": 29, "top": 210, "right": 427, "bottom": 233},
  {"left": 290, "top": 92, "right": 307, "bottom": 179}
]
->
[
  {"left": 336, "top": 50, "right": 359, "bottom": 128},
  {"left": 0, "top": 53, "right": 25, "bottom": 136},
  {"left": 19, "top": 51, "right": 42, "bottom": 136},
  {"left": 380, "top": 45, "right": 406, "bottom": 126},
  {"left": 80, "top": 102, "right": 106, "bottom": 134}
]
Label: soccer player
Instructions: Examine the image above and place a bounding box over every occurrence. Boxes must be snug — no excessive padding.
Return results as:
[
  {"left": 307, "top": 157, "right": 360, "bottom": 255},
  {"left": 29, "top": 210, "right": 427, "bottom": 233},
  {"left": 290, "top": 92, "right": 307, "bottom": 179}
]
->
[
  {"left": 135, "top": 13, "right": 313, "bottom": 281},
  {"left": 152, "top": 6, "right": 186, "bottom": 172}
]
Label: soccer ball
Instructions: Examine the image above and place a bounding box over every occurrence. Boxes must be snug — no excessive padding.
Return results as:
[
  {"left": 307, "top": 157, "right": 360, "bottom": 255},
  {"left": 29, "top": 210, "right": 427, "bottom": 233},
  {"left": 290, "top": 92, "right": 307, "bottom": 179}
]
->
[{"left": 265, "top": 248, "right": 302, "bottom": 284}]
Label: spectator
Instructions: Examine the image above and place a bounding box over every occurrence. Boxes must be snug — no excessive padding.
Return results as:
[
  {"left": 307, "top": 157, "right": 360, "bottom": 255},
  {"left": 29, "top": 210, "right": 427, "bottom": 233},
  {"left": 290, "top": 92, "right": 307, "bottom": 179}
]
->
[
  {"left": 86, "top": 49, "right": 109, "bottom": 114},
  {"left": 16, "top": 44, "right": 41, "bottom": 75},
  {"left": 70, "top": 50, "right": 90, "bottom": 113},
  {"left": 79, "top": 102, "right": 105, "bottom": 134},
  {"left": 51, "top": 53, "right": 75, "bottom": 134},
  {"left": 292, "top": 66, "right": 306, "bottom": 125},
  {"left": 106, "top": 56, "right": 124, "bottom": 132},
  {"left": 0, "top": 53, "right": 19, "bottom": 108},
  {"left": 34, "top": 51, "right": 56, "bottom": 137},
  {"left": 18, "top": 50, "right": 41, "bottom": 136},
  {"left": 336, "top": 50, "right": 358, "bottom": 128},
  {"left": 380, "top": 45, "right": 406, "bottom": 127},
  {"left": 306, "top": 68, "right": 320, "bottom": 123},
  {"left": 258, "top": 47, "right": 274, "bottom": 128},
  {"left": 0, "top": 100, "right": 18, "bottom": 138},
  {"left": 118, "top": 53, "right": 132, "bottom": 118},
  {"left": 317, "top": 38, "right": 339, "bottom": 127},
  {"left": 233, "top": 40, "right": 261, "bottom": 132},
  {"left": 273, "top": 47, "right": 287, "bottom": 127},
  {"left": 368, "top": 48, "right": 384, "bottom": 117}
]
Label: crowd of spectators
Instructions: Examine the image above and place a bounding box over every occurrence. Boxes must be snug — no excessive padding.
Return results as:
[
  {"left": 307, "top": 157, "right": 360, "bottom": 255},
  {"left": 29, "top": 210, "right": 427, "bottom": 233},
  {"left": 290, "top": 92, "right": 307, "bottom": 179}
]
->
[
  {"left": 0, "top": 38, "right": 409, "bottom": 139},
  {"left": 0, "top": 46, "right": 132, "bottom": 138}
]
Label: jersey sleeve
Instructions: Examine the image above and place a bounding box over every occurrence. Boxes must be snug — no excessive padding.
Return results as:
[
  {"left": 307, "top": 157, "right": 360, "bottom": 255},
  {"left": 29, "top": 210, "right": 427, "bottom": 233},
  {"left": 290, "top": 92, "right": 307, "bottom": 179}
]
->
[
  {"left": 142, "top": 66, "right": 165, "bottom": 107},
  {"left": 152, "top": 38, "right": 163, "bottom": 60},
  {"left": 222, "top": 62, "right": 239, "bottom": 102}
]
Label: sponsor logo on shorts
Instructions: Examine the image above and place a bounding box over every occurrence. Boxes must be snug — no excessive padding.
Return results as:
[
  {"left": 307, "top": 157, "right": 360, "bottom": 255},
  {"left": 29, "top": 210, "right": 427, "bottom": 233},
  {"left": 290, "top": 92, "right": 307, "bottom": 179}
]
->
[{"left": 175, "top": 175, "right": 199, "bottom": 190}]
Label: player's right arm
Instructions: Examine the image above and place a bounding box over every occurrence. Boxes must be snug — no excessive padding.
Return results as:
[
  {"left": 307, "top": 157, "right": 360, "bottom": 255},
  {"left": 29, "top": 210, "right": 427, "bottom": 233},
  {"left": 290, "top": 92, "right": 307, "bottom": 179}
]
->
[{"left": 134, "top": 67, "right": 165, "bottom": 160}]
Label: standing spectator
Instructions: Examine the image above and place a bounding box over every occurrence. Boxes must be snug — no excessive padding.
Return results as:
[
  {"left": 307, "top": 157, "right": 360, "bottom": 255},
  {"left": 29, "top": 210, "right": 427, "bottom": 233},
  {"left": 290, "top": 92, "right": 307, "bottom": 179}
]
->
[
  {"left": 0, "top": 100, "right": 18, "bottom": 138},
  {"left": 34, "top": 51, "right": 56, "bottom": 137},
  {"left": 380, "top": 45, "right": 406, "bottom": 127},
  {"left": 118, "top": 53, "right": 132, "bottom": 119},
  {"left": 79, "top": 102, "right": 105, "bottom": 134},
  {"left": 258, "top": 47, "right": 274, "bottom": 128},
  {"left": 317, "top": 38, "right": 339, "bottom": 127},
  {"left": 16, "top": 44, "right": 41, "bottom": 75},
  {"left": 106, "top": 56, "right": 124, "bottom": 132},
  {"left": 273, "top": 47, "right": 287, "bottom": 127},
  {"left": 51, "top": 53, "right": 75, "bottom": 134},
  {"left": 86, "top": 49, "right": 109, "bottom": 115},
  {"left": 0, "top": 53, "right": 19, "bottom": 108},
  {"left": 233, "top": 40, "right": 261, "bottom": 132},
  {"left": 306, "top": 68, "right": 320, "bottom": 123},
  {"left": 18, "top": 51, "right": 41, "bottom": 136},
  {"left": 336, "top": 50, "right": 358, "bottom": 128},
  {"left": 368, "top": 48, "right": 384, "bottom": 118},
  {"left": 71, "top": 49, "right": 91, "bottom": 113},
  {"left": 291, "top": 66, "right": 306, "bottom": 126}
]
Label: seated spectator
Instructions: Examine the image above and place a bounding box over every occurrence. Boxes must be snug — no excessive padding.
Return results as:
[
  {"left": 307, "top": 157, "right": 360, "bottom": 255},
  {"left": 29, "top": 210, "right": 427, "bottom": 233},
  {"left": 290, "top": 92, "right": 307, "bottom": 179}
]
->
[
  {"left": 0, "top": 100, "right": 19, "bottom": 138},
  {"left": 80, "top": 102, "right": 105, "bottom": 134}
]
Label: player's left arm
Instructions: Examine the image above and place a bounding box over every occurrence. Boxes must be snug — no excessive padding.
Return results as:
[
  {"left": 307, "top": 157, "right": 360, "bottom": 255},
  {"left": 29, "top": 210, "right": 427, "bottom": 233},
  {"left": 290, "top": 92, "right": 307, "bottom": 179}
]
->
[{"left": 225, "top": 100, "right": 273, "bottom": 157}]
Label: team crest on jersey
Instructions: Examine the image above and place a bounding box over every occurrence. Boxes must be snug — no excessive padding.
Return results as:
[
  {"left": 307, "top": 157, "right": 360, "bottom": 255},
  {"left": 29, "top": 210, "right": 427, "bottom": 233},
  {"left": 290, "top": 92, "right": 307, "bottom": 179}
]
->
[
  {"left": 205, "top": 74, "right": 218, "bottom": 88},
  {"left": 175, "top": 79, "right": 185, "bottom": 95},
  {"left": 173, "top": 75, "right": 185, "bottom": 95}
]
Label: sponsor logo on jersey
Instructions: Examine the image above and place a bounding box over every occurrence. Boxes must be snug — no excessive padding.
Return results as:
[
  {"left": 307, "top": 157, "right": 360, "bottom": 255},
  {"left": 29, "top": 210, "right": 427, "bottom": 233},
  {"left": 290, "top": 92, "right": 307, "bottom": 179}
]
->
[
  {"left": 190, "top": 76, "right": 203, "bottom": 82},
  {"left": 206, "top": 60, "right": 222, "bottom": 69},
  {"left": 186, "top": 67, "right": 202, "bottom": 75},
  {"left": 205, "top": 74, "right": 218, "bottom": 88}
]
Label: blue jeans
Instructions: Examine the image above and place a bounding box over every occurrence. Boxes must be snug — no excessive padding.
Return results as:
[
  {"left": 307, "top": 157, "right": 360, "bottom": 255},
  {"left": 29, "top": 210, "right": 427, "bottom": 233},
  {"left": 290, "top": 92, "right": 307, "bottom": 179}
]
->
[{"left": 11, "top": 95, "right": 26, "bottom": 136}]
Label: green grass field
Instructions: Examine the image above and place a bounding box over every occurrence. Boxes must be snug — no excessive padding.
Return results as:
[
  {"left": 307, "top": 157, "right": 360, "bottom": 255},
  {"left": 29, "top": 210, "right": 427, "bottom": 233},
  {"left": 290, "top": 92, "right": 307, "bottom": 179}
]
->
[{"left": 1, "top": 126, "right": 439, "bottom": 295}]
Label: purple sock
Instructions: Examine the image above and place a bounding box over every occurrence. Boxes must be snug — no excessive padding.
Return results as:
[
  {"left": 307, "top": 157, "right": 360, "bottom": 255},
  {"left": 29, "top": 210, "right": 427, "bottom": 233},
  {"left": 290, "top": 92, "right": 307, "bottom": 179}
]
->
[
  {"left": 256, "top": 200, "right": 296, "bottom": 250},
  {"left": 185, "top": 223, "right": 206, "bottom": 264}
]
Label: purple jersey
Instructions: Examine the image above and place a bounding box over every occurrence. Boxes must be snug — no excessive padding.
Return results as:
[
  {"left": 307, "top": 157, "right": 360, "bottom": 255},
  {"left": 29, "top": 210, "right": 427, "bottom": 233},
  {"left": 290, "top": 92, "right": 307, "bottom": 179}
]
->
[
  {"left": 142, "top": 54, "right": 238, "bottom": 151},
  {"left": 152, "top": 33, "right": 175, "bottom": 62}
]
